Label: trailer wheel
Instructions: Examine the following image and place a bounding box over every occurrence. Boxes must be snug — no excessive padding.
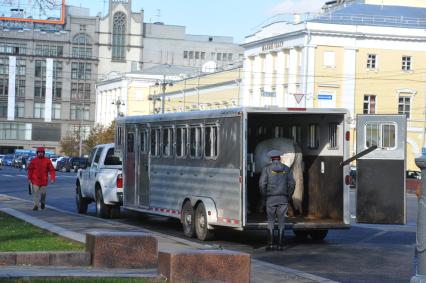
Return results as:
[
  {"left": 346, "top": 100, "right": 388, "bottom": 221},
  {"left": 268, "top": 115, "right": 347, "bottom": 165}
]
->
[
  {"left": 75, "top": 183, "right": 88, "bottom": 214},
  {"left": 195, "top": 202, "right": 214, "bottom": 241},
  {"left": 293, "top": 230, "right": 308, "bottom": 240},
  {"left": 309, "top": 229, "right": 328, "bottom": 241},
  {"left": 182, "top": 201, "right": 195, "bottom": 238},
  {"left": 96, "top": 188, "right": 110, "bottom": 218}
]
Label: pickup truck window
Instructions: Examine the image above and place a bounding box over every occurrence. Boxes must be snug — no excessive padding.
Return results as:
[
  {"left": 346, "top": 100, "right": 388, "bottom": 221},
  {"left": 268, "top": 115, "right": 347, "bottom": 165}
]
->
[
  {"left": 88, "top": 148, "right": 97, "bottom": 166},
  {"left": 104, "top": 148, "right": 122, "bottom": 165},
  {"left": 94, "top": 146, "right": 104, "bottom": 165}
]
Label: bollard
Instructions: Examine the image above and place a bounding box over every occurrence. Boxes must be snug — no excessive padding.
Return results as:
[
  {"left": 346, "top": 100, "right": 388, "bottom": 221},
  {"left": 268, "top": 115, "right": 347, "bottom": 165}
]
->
[{"left": 411, "top": 156, "right": 426, "bottom": 283}]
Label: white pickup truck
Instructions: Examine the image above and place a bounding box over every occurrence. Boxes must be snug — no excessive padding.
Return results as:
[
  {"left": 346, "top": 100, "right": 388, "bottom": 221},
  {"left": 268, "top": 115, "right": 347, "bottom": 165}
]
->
[{"left": 75, "top": 143, "right": 123, "bottom": 218}]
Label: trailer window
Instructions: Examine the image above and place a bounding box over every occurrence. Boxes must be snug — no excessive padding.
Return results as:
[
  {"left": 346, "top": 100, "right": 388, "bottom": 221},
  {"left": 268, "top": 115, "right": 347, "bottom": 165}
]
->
[
  {"left": 205, "top": 125, "right": 218, "bottom": 159},
  {"left": 328, "top": 123, "right": 338, "bottom": 150},
  {"left": 290, "top": 125, "right": 301, "bottom": 144},
  {"left": 365, "top": 122, "right": 396, "bottom": 149},
  {"left": 151, "top": 128, "right": 160, "bottom": 157},
  {"left": 140, "top": 130, "right": 148, "bottom": 154},
  {"left": 127, "top": 133, "right": 134, "bottom": 153},
  {"left": 189, "top": 126, "right": 202, "bottom": 158},
  {"left": 162, "top": 127, "right": 173, "bottom": 157},
  {"left": 117, "top": 126, "right": 123, "bottom": 145},
  {"left": 176, "top": 127, "right": 187, "bottom": 158},
  {"left": 274, "top": 126, "right": 285, "bottom": 138},
  {"left": 307, "top": 124, "right": 319, "bottom": 149}
]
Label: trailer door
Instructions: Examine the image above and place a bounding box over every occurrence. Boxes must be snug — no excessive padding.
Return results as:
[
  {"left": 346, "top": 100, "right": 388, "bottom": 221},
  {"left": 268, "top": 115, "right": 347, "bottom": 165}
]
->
[
  {"left": 137, "top": 126, "right": 150, "bottom": 207},
  {"left": 356, "top": 114, "right": 406, "bottom": 224},
  {"left": 124, "top": 125, "right": 136, "bottom": 206}
]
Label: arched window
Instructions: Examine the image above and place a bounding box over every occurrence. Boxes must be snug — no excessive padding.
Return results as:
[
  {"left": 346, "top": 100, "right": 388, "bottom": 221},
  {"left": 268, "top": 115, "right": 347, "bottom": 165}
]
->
[
  {"left": 112, "top": 12, "right": 126, "bottom": 61},
  {"left": 72, "top": 34, "right": 92, "bottom": 59}
]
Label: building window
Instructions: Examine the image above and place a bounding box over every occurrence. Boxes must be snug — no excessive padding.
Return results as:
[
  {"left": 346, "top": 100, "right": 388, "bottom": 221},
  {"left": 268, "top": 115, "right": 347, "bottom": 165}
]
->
[
  {"left": 53, "top": 81, "right": 62, "bottom": 99},
  {"left": 16, "top": 59, "right": 26, "bottom": 76},
  {"left": 0, "top": 122, "right": 32, "bottom": 140},
  {"left": 402, "top": 56, "right": 411, "bottom": 71},
  {"left": 72, "top": 34, "right": 92, "bottom": 59},
  {"left": 0, "top": 101, "right": 7, "bottom": 118},
  {"left": 34, "top": 81, "right": 46, "bottom": 98},
  {"left": 15, "top": 80, "right": 25, "bottom": 97},
  {"left": 34, "top": 103, "right": 45, "bottom": 119},
  {"left": 53, "top": 61, "right": 62, "bottom": 78},
  {"left": 0, "top": 78, "right": 8, "bottom": 96},
  {"left": 201, "top": 52, "right": 206, "bottom": 60},
  {"left": 323, "top": 51, "right": 335, "bottom": 67},
  {"left": 0, "top": 58, "right": 8, "bottom": 75},
  {"left": 189, "top": 51, "right": 194, "bottom": 59},
  {"left": 52, "top": 103, "right": 61, "bottom": 119},
  {"left": 363, "top": 95, "right": 376, "bottom": 114},
  {"left": 398, "top": 96, "right": 410, "bottom": 118},
  {"left": 70, "top": 104, "right": 90, "bottom": 120},
  {"left": 35, "top": 60, "right": 46, "bottom": 78},
  {"left": 112, "top": 12, "right": 126, "bottom": 61},
  {"left": 183, "top": 51, "right": 188, "bottom": 59},
  {"left": 15, "top": 102, "right": 24, "bottom": 118},
  {"left": 0, "top": 42, "right": 26, "bottom": 55},
  {"left": 367, "top": 54, "right": 376, "bottom": 69},
  {"left": 71, "top": 62, "right": 91, "bottom": 80}
]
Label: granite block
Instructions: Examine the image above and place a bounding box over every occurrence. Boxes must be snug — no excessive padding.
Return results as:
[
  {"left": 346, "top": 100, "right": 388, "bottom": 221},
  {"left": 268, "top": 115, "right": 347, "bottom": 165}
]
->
[
  {"left": 16, "top": 252, "right": 50, "bottom": 266},
  {"left": 158, "top": 249, "right": 251, "bottom": 283},
  {"left": 86, "top": 231, "right": 157, "bottom": 268},
  {"left": 0, "top": 252, "right": 16, "bottom": 265},
  {"left": 49, "top": 251, "right": 91, "bottom": 266}
]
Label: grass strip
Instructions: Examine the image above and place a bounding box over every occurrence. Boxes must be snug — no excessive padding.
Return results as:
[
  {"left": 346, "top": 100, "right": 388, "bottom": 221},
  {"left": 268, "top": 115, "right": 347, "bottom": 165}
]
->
[{"left": 0, "top": 211, "right": 84, "bottom": 251}]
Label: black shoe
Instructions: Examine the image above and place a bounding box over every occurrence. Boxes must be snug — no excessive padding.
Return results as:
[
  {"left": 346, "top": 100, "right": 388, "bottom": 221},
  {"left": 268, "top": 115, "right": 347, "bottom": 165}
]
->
[
  {"left": 33, "top": 206, "right": 38, "bottom": 211},
  {"left": 40, "top": 203, "right": 45, "bottom": 210}
]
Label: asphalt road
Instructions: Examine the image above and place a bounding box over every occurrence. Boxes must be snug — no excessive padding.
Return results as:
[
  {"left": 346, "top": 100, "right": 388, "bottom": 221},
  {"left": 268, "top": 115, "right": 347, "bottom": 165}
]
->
[{"left": 0, "top": 165, "right": 418, "bottom": 283}]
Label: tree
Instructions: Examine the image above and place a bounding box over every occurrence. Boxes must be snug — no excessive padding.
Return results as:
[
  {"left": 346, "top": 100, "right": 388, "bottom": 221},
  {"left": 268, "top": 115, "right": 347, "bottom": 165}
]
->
[
  {"left": 84, "top": 121, "right": 116, "bottom": 153},
  {"left": 60, "top": 133, "right": 79, "bottom": 157}
]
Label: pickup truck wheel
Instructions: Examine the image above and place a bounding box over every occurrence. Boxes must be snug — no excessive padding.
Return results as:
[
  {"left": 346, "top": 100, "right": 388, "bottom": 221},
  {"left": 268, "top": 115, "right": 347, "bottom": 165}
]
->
[
  {"left": 195, "top": 202, "right": 214, "bottom": 241},
  {"left": 75, "top": 184, "right": 88, "bottom": 214},
  {"left": 182, "top": 201, "right": 195, "bottom": 238},
  {"left": 96, "top": 189, "right": 110, "bottom": 218}
]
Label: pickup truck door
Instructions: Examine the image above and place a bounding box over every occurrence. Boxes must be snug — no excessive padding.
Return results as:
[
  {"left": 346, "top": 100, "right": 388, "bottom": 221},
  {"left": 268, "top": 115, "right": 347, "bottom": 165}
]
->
[
  {"left": 356, "top": 114, "right": 407, "bottom": 224},
  {"left": 81, "top": 147, "right": 97, "bottom": 196},
  {"left": 88, "top": 146, "right": 104, "bottom": 197},
  {"left": 137, "top": 126, "right": 150, "bottom": 207}
]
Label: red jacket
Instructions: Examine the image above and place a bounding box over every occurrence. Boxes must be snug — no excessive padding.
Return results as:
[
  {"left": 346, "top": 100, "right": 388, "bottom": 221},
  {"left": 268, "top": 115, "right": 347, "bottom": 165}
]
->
[{"left": 28, "top": 157, "right": 55, "bottom": 186}]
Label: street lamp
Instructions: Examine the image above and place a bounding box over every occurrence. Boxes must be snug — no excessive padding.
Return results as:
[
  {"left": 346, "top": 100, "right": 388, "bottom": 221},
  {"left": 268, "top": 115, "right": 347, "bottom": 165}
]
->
[
  {"left": 155, "top": 74, "right": 173, "bottom": 114},
  {"left": 112, "top": 98, "right": 125, "bottom": 117}
]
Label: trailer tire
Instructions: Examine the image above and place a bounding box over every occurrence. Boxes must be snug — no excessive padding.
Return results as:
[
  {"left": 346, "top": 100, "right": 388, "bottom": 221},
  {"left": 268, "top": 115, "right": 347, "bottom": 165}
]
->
[
  {"left": 195, "top": 202, "right": 214, "bottom": 241},
  {"left": 75, "top": 183, "right": 88, "bottom": 214},
  {"left": 182, "top": 201, "right": 195, "bottom": 238},
  {"left": 293, "top": 230, "right": 309, "bottom": 240},
  {"left": 309, "top": 229, "right": 328, "bottom": 241},
  {"left": 96, "top": 188, "right": 110, "bottom": 218}
]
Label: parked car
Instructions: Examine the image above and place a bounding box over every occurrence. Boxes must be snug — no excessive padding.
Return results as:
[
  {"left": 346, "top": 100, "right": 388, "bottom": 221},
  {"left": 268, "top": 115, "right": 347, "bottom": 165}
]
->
[
  {"left": 56, "top": 157, "right": 71, "bottom": 172},
  {"left": 70, "top": 157, "right": 88, "bottom": 172},
  {"left": 349, "top": 166, "right": 356, "bottom": 188},
  {"left": 50, "top": 157, "right": 59, "bottom": 169},
  {"left": 0, "top": 154, "right": 4, "bottom": 166},
  {"left": 3, "top": 155, "right": 14, "bottom": 166},
  {"left": 406, "top": 170, "right": 421, "bottom": 197}
]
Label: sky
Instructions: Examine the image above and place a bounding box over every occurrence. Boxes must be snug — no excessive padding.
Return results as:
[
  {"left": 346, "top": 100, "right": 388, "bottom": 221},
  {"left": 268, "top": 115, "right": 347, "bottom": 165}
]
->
[{"left": 66, "top": 0, "right": 325, "bottom": 43}]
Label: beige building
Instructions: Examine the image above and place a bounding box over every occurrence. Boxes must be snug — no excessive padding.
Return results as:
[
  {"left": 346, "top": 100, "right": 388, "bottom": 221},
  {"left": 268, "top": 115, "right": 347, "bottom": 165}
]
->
[{"left": 241, "top": 0, "right": 426, "bottom": 170}]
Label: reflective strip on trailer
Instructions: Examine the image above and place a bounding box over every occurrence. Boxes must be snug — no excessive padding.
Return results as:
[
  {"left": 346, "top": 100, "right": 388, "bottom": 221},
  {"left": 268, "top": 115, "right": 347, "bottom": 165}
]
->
[
  {"left": 218, "top": 217, "right": 240, "bottom": 225},
  {"left": 150, "top": 207, "right": 180, "bottom": 216}
]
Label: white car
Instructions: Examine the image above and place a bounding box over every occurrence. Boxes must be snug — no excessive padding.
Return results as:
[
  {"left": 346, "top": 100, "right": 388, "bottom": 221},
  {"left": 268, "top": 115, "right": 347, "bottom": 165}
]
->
[{"left": 50, "top": 157, "right": 58, "bottom": 169}]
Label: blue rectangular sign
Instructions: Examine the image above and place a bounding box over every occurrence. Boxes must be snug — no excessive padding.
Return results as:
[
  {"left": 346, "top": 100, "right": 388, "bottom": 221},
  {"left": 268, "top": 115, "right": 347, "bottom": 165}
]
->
[
  {"left": 262, "top": 91, "right": 276, "bottom": 97},
  {"left": 318, "top": 94, "right": 333, "bottom": 100}
]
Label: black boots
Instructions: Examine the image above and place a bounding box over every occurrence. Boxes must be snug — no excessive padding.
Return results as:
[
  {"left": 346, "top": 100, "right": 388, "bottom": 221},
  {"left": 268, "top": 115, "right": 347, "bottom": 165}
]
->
[
  {"left": 40, "top": 203, "right": 45, "bottom": 210},
  {"left": 33, "top": 205, "right": 38, "bottom": 211},
  {"left": 265, "top": 230, "right": 274, "bottom": 251},
  {"left": 278, "top": 229, "right": 285, "bottom": 251}
]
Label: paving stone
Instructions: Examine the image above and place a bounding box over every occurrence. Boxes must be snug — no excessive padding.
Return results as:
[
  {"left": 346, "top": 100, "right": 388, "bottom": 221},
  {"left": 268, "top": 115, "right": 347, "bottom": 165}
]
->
[
  {"left": 158, "top": 249, "right": 251, "bottom": 283},
  {"left": 86, "top": 231, "right": 158, "bottom": 268}
]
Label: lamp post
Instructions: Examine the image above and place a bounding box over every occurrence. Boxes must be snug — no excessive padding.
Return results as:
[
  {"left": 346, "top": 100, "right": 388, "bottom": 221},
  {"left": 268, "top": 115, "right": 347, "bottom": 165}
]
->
[
  {"left": 155, "top": 74, "right": 173, "bottom": 114},
  {"left": 112, "top": 97, "right": 125, "bottom": 118}
]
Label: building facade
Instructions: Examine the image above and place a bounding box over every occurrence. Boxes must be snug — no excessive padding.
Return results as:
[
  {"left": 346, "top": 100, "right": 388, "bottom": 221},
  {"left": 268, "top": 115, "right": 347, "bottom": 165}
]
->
[
  {"left": 241, "top": 0, "right": 426, "bottom": 170},
  {"left": 0, "top": 5, "right": 98, "bottom": 154}
]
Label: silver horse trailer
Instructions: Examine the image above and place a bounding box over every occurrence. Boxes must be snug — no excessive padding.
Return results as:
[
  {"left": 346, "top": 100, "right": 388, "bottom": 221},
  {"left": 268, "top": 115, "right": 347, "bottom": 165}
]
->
[{"left": 115, "top": 107, "right": 406, "bottom": 241}]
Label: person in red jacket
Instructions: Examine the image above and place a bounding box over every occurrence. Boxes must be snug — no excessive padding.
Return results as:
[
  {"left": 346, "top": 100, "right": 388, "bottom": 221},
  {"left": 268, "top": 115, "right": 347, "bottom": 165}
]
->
[{"left": 28, "top": 147, "right": 55, "bottom": 211}]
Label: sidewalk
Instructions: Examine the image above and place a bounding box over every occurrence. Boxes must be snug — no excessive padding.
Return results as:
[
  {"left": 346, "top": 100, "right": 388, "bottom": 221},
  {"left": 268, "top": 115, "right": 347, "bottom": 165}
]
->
[{"left": 0, "top": 194, "right": 337, "bottom": 283}]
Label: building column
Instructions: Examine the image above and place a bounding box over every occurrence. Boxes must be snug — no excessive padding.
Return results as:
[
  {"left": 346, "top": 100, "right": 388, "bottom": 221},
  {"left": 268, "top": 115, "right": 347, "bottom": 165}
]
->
[
  {"left": 343, "top": 47, "right": 357, "bottom": 119},
  {"left": 287, "top": 48, "right": 299, "bottom": 107},
  {"left": 263, "top": 52, "right": 274, "bottom": 106},
  {"left": 275, "top": 50, "right": 286, "bottom": 107},
  {"left": 242, "top": 56, "right": 254, "bottom": 106},
  {"left": 253, "top": 54, "right": 264, "bottom": 106},
  {"left": 7, "top": 56, "right": 16, "bottom": 121},
  {"left": 302, "top": 45, "right": 316, "bottom": 108}
]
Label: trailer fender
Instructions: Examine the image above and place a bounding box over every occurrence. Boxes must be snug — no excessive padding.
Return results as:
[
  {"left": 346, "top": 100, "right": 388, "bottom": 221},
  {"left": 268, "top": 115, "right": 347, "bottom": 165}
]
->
[{"left": 185, "top": 197, "right": 218, "bottom": 228}]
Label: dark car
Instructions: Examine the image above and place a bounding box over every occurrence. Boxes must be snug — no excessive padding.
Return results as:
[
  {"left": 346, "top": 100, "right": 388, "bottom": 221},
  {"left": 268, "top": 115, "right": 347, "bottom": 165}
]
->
[
  {"left": 349, "top": 166, "right": 356, "bottom": 188},
  {"left": 56, "top": 157, "right": 71, "bottom": 172},
  {"left": 3, "top": 155, "right": 14, "bottom": 166},
  {"left": 406, "top": 170, "right": 421, "bottom": 197}
]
